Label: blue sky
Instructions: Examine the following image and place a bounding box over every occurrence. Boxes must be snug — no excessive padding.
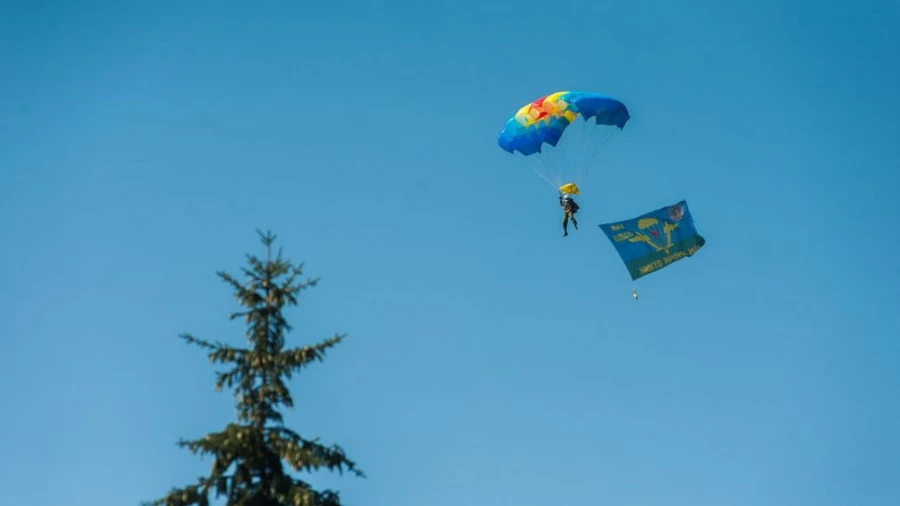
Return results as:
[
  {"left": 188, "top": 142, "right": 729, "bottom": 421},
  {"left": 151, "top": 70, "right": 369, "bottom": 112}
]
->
[{"left": 2, "top": 1, "right": 899, "bottom": 505}]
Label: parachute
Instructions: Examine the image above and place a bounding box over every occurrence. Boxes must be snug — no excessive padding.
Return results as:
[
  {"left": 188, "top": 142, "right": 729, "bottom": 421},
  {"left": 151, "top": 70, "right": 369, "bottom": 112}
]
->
[{"left": 497, "top": 91, "right": 630, "bottom": 194}]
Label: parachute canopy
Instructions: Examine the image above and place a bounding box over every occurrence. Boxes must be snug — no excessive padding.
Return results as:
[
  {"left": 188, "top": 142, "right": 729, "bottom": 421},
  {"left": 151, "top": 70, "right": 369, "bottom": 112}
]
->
[
  {"left": 598, "top": 200, "right": 706, "bottom": 281},
  {"left": 497, "top": 91, "right": 630, "bottom": 193},
  {"left": 497, "top": 91, "right": 630, "bottom": 156}
]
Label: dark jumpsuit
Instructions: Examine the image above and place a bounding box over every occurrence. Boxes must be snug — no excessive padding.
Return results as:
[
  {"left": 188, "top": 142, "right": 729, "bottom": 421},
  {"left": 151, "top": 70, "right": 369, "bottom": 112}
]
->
[{"left": 560, "top": 196, "right": 579, "bottom": 236}]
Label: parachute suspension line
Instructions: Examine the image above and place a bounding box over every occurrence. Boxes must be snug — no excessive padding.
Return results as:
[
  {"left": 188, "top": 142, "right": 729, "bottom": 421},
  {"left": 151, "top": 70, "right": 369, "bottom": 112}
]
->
[
  {"left": 574, "top": 122, "right": 615, "bottom": 187},
  {"left": 548, "top": 118, "right": 580, "bottom": 189},
  {"left": 530, "top": 163, "right": 559, "bottom": 191},
  {"left": 521, "top": 116, "right": 620, "bottom": 195},
  {"left": 580, "top": 127, "right": 617, "bottom": 183},
  {"left": 561, "top": 116, "right": 602, "bottom": 190},
  {"left": 535, "top": 143, "right": 565, "bottom": 190},
  {"left": 573, "top": 116, "right": 613, "bottom": 189},
  {"left": 572, "top": 117, "right": 595, "bottom": 188},
  {"left": 526, "top": 149, "right": 564, "bottom": 192},
  {"left": 569, "top": 122, "right": 581, "bottom": 185}
]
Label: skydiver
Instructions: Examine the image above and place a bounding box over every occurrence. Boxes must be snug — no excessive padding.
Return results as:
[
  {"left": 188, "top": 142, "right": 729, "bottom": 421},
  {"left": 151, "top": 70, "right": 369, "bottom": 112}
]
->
[{"left": 559, "top": 193, "right": 579, "bottom": 237}]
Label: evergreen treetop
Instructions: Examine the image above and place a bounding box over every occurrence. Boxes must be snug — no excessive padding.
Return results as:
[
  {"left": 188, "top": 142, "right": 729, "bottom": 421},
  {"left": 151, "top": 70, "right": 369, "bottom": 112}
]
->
[{"left": 144, "top": 230, "right": 362, "bottom": 506}]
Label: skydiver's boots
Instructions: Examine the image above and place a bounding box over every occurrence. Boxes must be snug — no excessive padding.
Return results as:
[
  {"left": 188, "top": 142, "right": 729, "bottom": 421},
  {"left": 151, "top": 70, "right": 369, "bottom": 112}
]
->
[
  {"left": 571, "top": 216, "right": 578, "bottom": 230},
  {"left": 562, "top": 216, "right": 569, "bottom": 237}
]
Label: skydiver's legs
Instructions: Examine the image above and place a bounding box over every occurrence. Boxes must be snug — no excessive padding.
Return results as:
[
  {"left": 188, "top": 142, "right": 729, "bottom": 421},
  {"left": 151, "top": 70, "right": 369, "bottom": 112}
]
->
[{"left": 562, "top": 210, "right": 577, "bottom": 236}]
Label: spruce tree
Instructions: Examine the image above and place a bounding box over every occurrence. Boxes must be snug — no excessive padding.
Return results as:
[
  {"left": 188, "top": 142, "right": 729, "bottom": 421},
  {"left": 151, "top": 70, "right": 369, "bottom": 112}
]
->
[{"left": 145, "top": 231, "right": 363, "bottom": 506}]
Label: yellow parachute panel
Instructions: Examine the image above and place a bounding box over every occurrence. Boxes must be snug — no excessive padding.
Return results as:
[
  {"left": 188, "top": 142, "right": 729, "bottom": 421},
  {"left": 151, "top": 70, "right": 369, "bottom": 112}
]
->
[{"left": 558, "top": 183, "right": 580, "bottom": 195}]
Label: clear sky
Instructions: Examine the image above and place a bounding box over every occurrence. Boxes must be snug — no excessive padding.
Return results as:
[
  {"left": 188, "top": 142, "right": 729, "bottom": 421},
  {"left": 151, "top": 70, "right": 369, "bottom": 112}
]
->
[{"left": 2, "top": 1, "right": 899, "bottom": 505}]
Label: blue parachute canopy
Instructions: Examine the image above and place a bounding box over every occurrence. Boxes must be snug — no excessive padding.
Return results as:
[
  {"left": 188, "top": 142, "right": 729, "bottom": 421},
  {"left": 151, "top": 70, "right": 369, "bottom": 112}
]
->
[{"left": 497, "top": 91, "right": 630, "bottom": 156}]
